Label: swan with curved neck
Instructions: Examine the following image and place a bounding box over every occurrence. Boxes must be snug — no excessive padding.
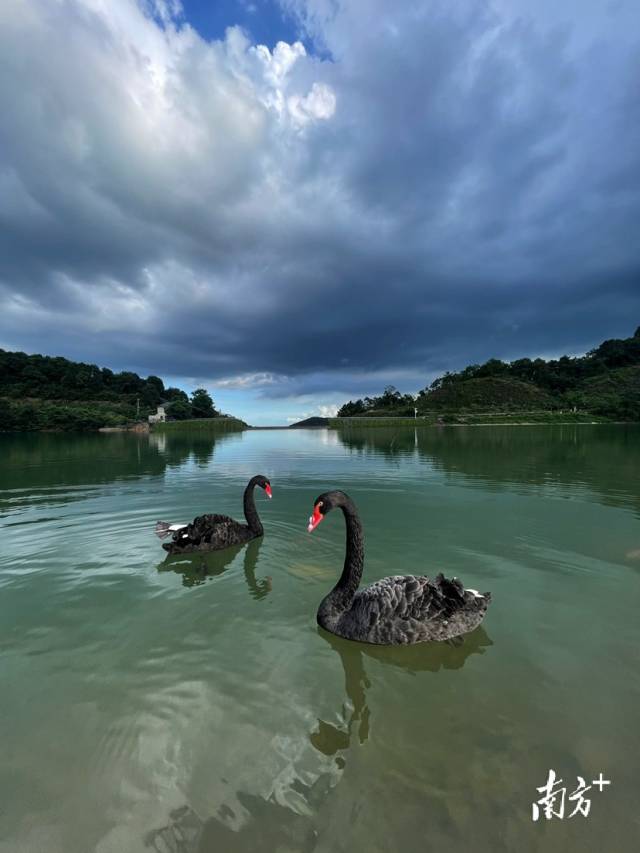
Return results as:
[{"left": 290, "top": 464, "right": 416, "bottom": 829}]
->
[
  {"left": 308, "top": 490, "right": 490, "bottom": 645},
  {"left": 156, "top": 475, "right": 272, "bottom": 555}
]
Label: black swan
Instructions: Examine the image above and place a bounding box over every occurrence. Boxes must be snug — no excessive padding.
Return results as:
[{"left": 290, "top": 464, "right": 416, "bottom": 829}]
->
[
  {"left": 307, "top": 490, "right": 491, "bottom": 645},
  {"left": 155, "top": 475, "right": 272, "bottom": 555}
]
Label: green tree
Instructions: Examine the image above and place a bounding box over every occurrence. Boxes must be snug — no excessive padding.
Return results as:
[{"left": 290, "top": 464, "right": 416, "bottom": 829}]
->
[
  {"left": 0, "top": 349, "right": 245, "bottom": 430},
  {"left": 112, "top": 371, "right": 144, "bottom": 395},
  {"left": 380, "top": 385, "right": 402, "bottom": 409},
  {"left": 0, "top": 400, "right": 15, "bottom": 430},
  {"left": 164, "top": 387, "right": 189, "bottom": 403},
  {"left": 142, "top": 376, "right": 165, "bottom": 407},
  {"left": 190, "top": 388, "right": 216, "bottom": 418},
  {"left": 168, "top": 400, "right": 192, "bottom": 420},
  {"left": 475, "top": 358, "right": 508, "bottom": 378},
  {"left": 337, "top": 398, "right": 366, "bottom": 417}
]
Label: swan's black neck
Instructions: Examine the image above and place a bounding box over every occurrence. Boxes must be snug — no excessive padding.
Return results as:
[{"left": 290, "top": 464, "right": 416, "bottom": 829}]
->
[
  {"left": 327, "top": 495, "right": 364, "bottom": 610},
  {"left": 243, "top": 477, "right": 263, "bottom": 535}
]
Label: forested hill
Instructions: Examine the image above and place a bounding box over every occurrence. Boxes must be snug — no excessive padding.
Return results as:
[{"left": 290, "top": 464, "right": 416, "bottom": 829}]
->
[
  {"left": 289, "top": 416, "right": 330, "bottom": 428},
  {"left": 0, "top": 349, "right": 220, "bottom": 431},
  {"left": 337, "top": 326, "right": 640, "bottom": 422}
]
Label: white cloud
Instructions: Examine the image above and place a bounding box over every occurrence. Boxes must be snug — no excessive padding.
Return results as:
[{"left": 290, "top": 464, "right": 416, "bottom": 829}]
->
[
  {"left": 0, "top": 0, "right": 338, "bottom": 355},
  {"left": 0, "top": 0, "right": 638, "bottom": 408},
  {"left": 253, "top": 40, "right": 306, "bottom": 87},
  {"left": 144, "top": 0, "right": 183, "bottom": 26},
  {"left": 288, "top": 82, "right": 336, "bottom": 127},
  {"left": 0, "top": 1, "right": 336, "bottom": 241},
  {"left": 285, "top": 403, "right": 338, "bottom": 422},
  {"left": 249, "top": 40, "right": 336, "bottom": 127},
  {"left": 318, "top": 404, "right": 339, "bottom": 417},
  {"left": 212, "top": 372, "right": 287, "bottom": 389}
]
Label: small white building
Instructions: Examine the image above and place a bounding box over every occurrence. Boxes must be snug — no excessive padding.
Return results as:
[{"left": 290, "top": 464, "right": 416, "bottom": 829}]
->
[{"left": 148, "top": 405, "right": 166, "bottom": 424}]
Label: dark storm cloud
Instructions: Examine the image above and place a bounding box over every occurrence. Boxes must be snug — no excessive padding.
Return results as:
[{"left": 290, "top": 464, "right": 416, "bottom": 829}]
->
[{"left": 0, "top": 0, "right": 639, "bottom": 404}]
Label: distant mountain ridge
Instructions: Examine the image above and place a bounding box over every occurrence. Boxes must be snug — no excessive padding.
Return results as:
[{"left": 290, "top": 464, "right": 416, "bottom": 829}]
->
[
  {"left": 288, "top": 416, "right": 329, "bottom": 428},
  {"left": 337, "top": 326, "right": 640, "bottom": 422}
]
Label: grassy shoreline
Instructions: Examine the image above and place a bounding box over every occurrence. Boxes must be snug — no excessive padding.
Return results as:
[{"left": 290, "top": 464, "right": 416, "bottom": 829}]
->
[
  {"left": 151, "top": 417, "right": 247, "bottom": 433},
  {"left": 328, "top": 412, "right": 614, "bottom": 428}
]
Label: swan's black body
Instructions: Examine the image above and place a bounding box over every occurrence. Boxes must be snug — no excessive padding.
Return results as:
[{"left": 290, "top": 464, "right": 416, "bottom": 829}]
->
[
  {"left": 308, "top": 490, "right": 491, "bottom": 645},
  {"left": 158, "top": 475, "right": 271, "bottom": 555}
]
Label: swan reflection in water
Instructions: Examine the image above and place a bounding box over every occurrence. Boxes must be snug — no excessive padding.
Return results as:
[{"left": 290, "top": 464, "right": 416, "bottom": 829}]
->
[
  {"left": 310, "top": 624, "right": 493, "bottom": 758},
  {"left": 157, "top": 538, "right": 272, "bottom": 598},
  {"left": 143, "top": 626, "right": 492, "bottom": 853}
]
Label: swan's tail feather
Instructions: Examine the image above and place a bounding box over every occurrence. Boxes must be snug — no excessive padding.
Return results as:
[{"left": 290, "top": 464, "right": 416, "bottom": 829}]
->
[
  {"left": 156, "top": 521, "right": 188, "bottom": 540},
  {"left": 155, "top": 521, "right": 173, "bottom": 540},
  {"left": 464, "top": 587, "right": 492, "bottom": 608}
]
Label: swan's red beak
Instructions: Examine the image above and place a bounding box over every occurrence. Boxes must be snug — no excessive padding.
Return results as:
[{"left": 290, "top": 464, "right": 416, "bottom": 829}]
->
[
  {"left": 265, "top": 484, "right": 272, "bottom": 499},
  {"left": 307, "top": 504, "right": 323, "bottom": 532}
]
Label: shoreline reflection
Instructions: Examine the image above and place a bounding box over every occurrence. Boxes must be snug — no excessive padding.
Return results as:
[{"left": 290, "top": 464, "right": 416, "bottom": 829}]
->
[{"left": 335, "top": 424, "right": 640, "bottom": 514}]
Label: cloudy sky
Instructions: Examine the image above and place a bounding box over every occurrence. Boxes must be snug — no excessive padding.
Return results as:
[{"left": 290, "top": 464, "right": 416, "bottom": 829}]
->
[{"left": 1, "top": 0, "right": 639, "bottom": 424}]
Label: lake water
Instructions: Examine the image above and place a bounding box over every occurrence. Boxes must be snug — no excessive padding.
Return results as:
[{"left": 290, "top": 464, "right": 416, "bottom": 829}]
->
[{"left": 1, "top": 425, "right": 639, "bottom": 853}]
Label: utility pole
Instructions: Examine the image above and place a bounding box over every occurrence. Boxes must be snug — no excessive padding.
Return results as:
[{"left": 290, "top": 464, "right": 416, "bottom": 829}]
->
[
  {"left": 136, "top": 398, "right": 140, "bottom": 418},
  {"left": 414, "top": 407, "right": 418, "bottom": 419}
]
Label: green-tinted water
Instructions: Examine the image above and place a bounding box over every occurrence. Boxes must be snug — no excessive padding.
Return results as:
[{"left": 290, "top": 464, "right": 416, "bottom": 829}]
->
[{"left": 1, "top": 425, "right": 639, "bottom": 853}]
